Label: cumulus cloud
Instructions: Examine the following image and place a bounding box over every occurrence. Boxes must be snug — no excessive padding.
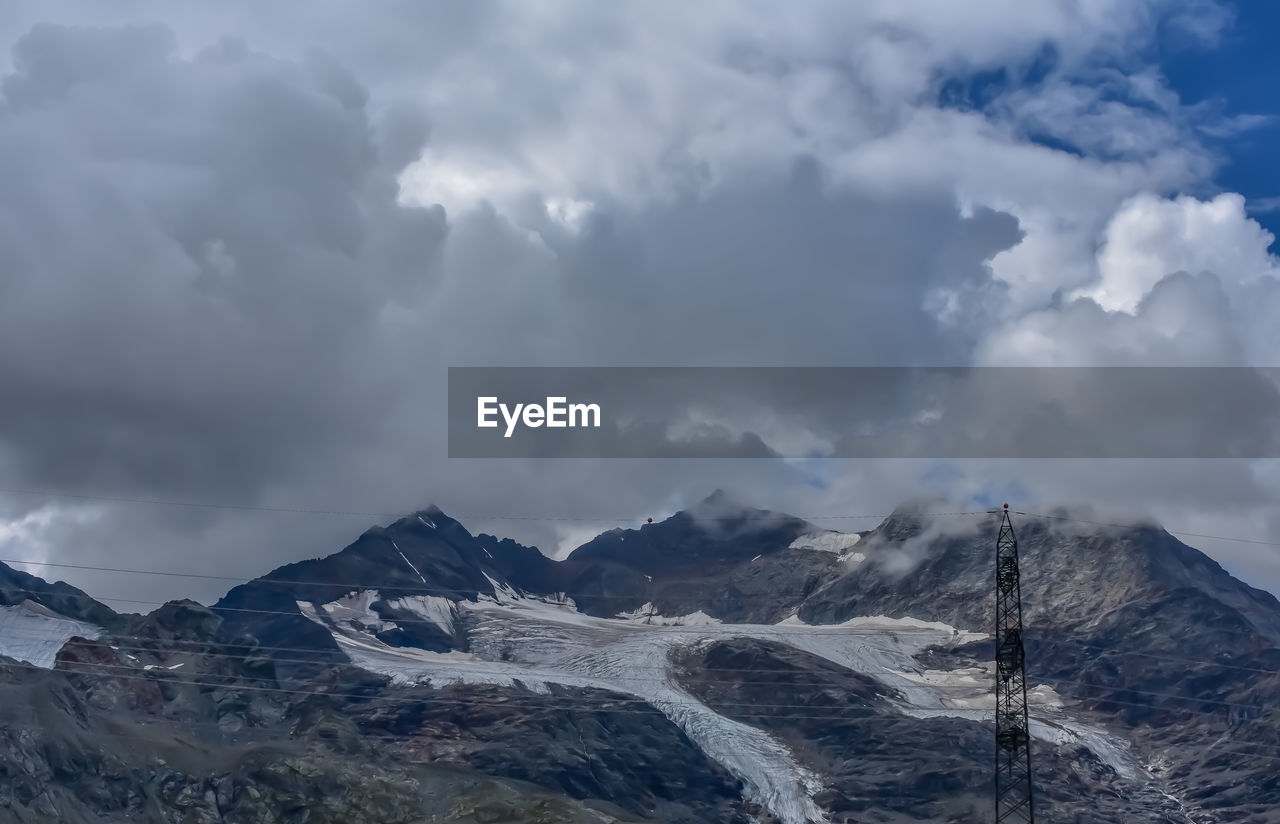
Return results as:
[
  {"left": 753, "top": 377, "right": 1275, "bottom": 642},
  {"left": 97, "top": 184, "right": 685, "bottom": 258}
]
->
[{"left": 1076, "top": 193, "right": 1279, "bottom": 313}]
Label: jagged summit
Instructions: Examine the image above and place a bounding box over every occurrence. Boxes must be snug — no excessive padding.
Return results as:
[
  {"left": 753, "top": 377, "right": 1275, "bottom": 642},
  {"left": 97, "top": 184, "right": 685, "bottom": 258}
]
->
[
  {"left": 690, "top": 488, "right": 734, "bottom": 510},
  {"left": 203, "top": 493, "right": 837, "bottom": 655},
  {"left": 676, "top": 489, "right": 804, "bottom": 531},
  {"left": 573, "top": 496, "right": 808, "bottom": 562},
  {"left": 0, "top": 560, "right": 121, "bottom": 628},
  {"left": 211, "top": 507, "right": 509, "bottom": 659}
]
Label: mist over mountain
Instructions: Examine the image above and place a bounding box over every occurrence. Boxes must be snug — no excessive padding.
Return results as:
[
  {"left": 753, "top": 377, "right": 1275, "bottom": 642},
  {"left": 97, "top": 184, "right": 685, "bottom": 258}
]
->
[{"left": 2, "top": 493, "right": 1279, "bottom": 822}]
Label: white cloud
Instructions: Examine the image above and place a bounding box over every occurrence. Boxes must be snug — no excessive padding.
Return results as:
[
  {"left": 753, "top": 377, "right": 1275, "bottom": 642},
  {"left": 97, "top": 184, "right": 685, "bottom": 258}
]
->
[
  {"left": 0, "top": 505, "right": 100, "bottom": 576},
  {"left": 1075, "top": 192, "right": 1279, "bottom": 313},
  {"left": 386, "top": 0, "right": 1223, "bottom": 231},
  {"left": 977, "top": 190, "right": 1280, "bottom": 370}
]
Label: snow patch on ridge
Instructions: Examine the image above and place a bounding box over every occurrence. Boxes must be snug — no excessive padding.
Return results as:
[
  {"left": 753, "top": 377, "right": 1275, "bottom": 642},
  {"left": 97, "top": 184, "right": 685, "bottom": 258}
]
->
[
  {"left": 790, "top": 531, "right": 861, "bottom": 553},
  {"left": 390, "top": 540, "right": 428, "bottom": 584},
  {"left": 789, "top": 531, "right": 865, "bottom": 563},
  {"left": 776, "top": 613, "right": 977, "bottom": 637},
  {"left": 882, "top": 662, "right": 1134, "bottom": 777},
  {"left": 615, "top": 603, "right": 722, "bottom": 625},
  {"left": 0, "top": 601, "right": 102, "bottom": 669},
  {"left": 1032, "top": 718, "right": 1137, "bottom": 778},
  {"left": 314, "top": 590, "right": 396, "bottom": 633},
  {"left": 384, "top": 595, "right": 457, "bottom": 635},
  {"left": 298, "top": 590, "right": 459, "bottom": 637}
]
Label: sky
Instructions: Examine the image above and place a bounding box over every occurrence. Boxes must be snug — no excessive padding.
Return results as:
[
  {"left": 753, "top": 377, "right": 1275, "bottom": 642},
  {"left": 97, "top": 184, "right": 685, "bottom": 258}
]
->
[{"left": 0, "top": 1, "right": 1278, "bottom": 607}]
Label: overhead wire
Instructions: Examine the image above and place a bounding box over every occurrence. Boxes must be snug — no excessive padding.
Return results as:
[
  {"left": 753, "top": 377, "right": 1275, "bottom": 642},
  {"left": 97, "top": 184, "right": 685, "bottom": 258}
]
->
[
  {"left": 2, "top": 480, "right": 1277, "bottom": 547},
  {"left": 7, "top": 703, "right": 1280, "bottom": 776},
  {"left": 2, "top": 508, "right": 1277, "bottom": 606},
  {"left": 6, "top": 653, "right": 1280, "bottom": 784},
  {"left": 1013, "top": 510, "right": 1280, "bottom": 548},
  {"left": 0, "top": 653, "right": 1274, "bottom": 731},
  {"left": 0, "top": 484, "right": 978, "bottom": 522},
  {"left": 0, "top": 656, "right": 953, "bottom": 720},
  {"left": 0, "top": 622, "right": 1275, "bottom": 715},
  {"left": 0, "top": 603, "right": 1276, "bottom": 689},
  {"left": 0, "top": 583, "right": 1273, "bottom": 686}
]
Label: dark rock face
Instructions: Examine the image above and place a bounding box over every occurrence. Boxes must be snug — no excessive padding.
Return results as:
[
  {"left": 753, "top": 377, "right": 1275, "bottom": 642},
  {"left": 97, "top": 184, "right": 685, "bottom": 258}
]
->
[
  {"left": 213, "top": 507, "right": 502, "bottom": 668},
  {"left": 1, "top": 628, "right": 744, "bottom": 823},
  {"left": 475, "top": 491, "right": 840, "bottom": 623},
  {"left": 0, "top": 562, "right": 122, "bottom": 628},
  {"left": 798, "top": 509, "right": 1280, "bottom": 732},
  {"left": 0, "top": 692, "right": 655, "bottom": 824},
  {"left": 550, "top": 494, "right": 825, "bottom": 621},
  {"left": 798, "top": 506, "right": 1280, "bottom": 639},
  {"left": 675, "top": 639, "right": 1186, "bottom": 823},
  {"left": 350, "top": 683, "right": 753, "bottom": 824}
]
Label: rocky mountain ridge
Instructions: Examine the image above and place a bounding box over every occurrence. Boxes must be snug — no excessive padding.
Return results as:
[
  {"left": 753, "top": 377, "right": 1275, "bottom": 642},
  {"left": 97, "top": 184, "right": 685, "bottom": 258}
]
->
[{"left": 1, "top": 492, "right": 1278, "bottom": 822}]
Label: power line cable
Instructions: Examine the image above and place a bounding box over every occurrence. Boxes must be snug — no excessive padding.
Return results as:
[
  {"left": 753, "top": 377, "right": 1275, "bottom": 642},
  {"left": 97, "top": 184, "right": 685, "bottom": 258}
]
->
[
  {"left": 0, "top": 559, "right": 894, "bottom": 599},
  {"left": 0, "top": 619, "right": 980, "bottom": 665},
  {"left": 3, "top": 509, "right": 1278, "bottom": 603},
  {"left": 6, "top": 703, "right": 1279, "bottom": 774},
  {"left": 1013, "top": 510, "right": 1280, "bottom": 548},
  {"left": 7, "top": 572, "right": 1280, "bottom": 679},
  {"left": 0, "top": 656, "right": 971, "bottom": 721},
  {"left": 3, "top": 482, "right": 1277, "bottom": 548},
  {"left": 0, "top": 625, "right": 1274, "bottom": 715},
  {"left": 0, "top": 485, "right": 979, "bottom": 522},
  {"left": 3, "top": 654, "right": 1276, "bottom": 763}
]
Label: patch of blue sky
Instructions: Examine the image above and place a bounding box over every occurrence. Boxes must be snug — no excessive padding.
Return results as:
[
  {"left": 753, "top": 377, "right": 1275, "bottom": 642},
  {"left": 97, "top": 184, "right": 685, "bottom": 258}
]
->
[{"left": 1159, "top": 1, "right": 1280, "bottom": 241}]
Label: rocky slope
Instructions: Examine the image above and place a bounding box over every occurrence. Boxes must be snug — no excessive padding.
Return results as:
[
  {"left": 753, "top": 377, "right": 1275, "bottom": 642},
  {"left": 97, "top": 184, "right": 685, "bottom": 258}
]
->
[{"left": 1, "top": 492, "right": 1279, "bottom": 822}]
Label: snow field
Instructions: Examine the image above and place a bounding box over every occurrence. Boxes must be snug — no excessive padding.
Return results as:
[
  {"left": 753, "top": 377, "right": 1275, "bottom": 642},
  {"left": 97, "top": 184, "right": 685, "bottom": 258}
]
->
[
  {"left": 298, "top": 590, "right": 1137, "bottom": 823},
  {"left": 0, "top": 601, "right": 103, "bottom": 669}
]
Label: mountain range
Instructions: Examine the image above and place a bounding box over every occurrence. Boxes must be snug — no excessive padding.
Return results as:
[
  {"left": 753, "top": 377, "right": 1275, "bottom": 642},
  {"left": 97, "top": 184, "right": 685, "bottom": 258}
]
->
[{"left": 2, "top": 491, "right": 1279, "bottom": 823}]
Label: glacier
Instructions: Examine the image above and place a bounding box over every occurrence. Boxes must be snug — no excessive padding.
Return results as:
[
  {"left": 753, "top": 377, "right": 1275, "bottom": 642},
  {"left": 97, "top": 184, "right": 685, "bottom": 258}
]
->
[
  {"left": 297, "top": 589, "right": 1136, "bottom": 824},
  {"left": 0, "top": 600, "right": 103, "bottom": 669}
]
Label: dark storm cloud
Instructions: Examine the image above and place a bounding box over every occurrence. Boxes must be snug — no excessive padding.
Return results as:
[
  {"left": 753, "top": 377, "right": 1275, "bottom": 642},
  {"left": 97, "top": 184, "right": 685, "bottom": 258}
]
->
[
  {"left": 422, "top": 164, "right": 1024, "bottom": 371},
  {"left": 0, "top": 25, "right": 438, "bottom": 503},
  {"left": 0, "top": 23, "right": 1035, "bottom": 603}
]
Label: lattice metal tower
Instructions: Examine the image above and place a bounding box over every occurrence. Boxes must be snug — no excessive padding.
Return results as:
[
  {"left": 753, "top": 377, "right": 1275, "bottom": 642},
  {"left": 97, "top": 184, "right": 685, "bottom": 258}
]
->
[{"left": 994, "top": 504, "right": 1034, "bottom": 823}]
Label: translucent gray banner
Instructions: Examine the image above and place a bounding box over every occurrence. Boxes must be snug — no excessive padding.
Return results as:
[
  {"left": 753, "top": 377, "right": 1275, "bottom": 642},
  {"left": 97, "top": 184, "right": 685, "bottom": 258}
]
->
[{"left": 447, "top": 367, "right": 1280, "bottom": 458}]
